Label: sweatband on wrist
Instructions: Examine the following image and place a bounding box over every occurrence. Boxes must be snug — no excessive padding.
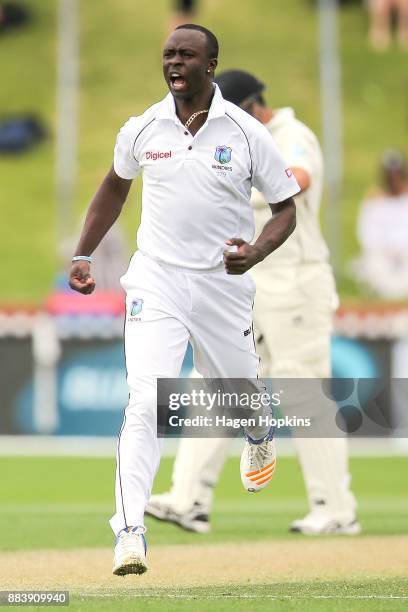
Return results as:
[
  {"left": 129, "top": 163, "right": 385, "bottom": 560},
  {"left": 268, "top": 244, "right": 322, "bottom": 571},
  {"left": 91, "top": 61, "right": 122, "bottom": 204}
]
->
[{"left": 72, "top": 255, "right": 92, "bottom": 263}]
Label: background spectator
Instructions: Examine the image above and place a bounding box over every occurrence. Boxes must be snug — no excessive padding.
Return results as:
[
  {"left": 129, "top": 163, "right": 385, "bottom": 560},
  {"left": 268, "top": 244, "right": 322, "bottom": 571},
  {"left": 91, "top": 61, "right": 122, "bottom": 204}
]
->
[
  {"left": 169, "top": 0, "right": 198, "bottom": 31},
  {"left": 0, "top": 1, "right": 30, "bottom": 33},
  {"left": 352, "top": 150, "right": 408, "bottom": 298},
  {"left": 367, "top": 0, "right": 408, "bottom": 51}
]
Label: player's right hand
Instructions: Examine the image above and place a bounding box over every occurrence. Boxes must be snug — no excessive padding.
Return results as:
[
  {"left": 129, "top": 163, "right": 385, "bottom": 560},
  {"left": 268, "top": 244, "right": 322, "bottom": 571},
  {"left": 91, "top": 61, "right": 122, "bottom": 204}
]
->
[{"left": 69, "top": 261, "right": 96, "bottom": 294}]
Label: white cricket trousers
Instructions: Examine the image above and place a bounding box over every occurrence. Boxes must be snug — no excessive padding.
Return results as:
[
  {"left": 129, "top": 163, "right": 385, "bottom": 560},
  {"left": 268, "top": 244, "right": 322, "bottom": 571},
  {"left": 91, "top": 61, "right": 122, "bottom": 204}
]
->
[{"left": 109, "top": 251, "right": 265, "bottom": 535}]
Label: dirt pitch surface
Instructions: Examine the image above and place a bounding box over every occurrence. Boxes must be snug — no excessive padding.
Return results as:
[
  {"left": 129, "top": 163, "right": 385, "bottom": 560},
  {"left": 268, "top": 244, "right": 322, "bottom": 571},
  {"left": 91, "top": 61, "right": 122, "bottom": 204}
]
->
[{"left": 1, "top": 536, "right": 408, "bottom": 594}]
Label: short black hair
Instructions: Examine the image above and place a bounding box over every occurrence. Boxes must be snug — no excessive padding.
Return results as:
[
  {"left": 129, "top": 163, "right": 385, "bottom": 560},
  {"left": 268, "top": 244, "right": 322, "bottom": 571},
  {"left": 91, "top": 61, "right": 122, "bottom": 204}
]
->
[{"left": 175, "top": 24, "right": 219, "bottom": 58}]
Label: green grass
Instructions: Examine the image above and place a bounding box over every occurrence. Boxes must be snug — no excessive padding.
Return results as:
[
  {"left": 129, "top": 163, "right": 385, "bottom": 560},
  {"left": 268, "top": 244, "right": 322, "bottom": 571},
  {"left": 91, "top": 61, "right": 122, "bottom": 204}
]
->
[
  {"left": 66, "top": 581, "right": 408, "bottom": 612},
  {"left": 1, "top": 455, "right": 407, "bottom": 611},
  {"left": 0, "top": 456, "right": 407, "bottom": 550},
  {"left": 0, "top": 0, "right": 406, "bottom": 302},
  {"left": 6, "top": 580, "right": 408, "bottom": 612}
]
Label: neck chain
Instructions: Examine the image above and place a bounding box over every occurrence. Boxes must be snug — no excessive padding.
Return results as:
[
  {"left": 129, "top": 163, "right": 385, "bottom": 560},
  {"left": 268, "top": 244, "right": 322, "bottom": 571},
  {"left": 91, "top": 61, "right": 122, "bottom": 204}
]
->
[{"left": 184, "top": 109, "right": 209, "bottom": 129}]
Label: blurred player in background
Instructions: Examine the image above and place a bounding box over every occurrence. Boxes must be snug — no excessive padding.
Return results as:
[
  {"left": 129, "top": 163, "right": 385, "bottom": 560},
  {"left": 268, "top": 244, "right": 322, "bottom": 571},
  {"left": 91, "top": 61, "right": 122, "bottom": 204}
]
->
[
  {"left": 69, "top": 31, "right": 299, "bottom": 576},
  {"left": 147, "top": 69, "right": 360, "bottom": 536}
]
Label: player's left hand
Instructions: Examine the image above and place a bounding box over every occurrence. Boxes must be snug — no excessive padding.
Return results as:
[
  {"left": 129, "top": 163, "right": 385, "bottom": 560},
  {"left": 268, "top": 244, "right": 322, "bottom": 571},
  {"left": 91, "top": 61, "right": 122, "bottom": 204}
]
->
[{"left": 223, "top": 238, "right": 264, "bottom": 274}]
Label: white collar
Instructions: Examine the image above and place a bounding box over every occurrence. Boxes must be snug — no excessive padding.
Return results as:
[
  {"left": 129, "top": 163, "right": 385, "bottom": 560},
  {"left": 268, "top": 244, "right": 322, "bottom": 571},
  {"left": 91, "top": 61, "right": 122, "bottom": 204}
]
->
[
  {"left": 156, "top": 83, "right": 226, "bottom": 123},
  {"left": 266, "top": 107, "right": 296, "bottom": 130}
]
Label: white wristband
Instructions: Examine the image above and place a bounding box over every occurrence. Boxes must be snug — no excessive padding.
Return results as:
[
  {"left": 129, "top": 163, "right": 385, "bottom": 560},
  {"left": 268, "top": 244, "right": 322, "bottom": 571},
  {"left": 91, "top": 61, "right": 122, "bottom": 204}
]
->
[{"left": 72, "top": 255, "right": 92, "bottom": 263}]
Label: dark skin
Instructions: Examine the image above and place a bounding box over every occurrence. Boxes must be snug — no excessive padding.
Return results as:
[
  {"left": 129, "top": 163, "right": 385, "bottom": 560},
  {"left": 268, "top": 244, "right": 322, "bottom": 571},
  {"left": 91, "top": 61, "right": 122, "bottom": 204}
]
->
[
  {"left": 223, "top": 199, "right": 296, "bottom": 274},
  {"left": 69, "top": 28, "right": 296, "bottom": 293},
  {"left": 162, "top": 28, "right": 217, "bottom": 135},
  {"left": 69, "top": 167, "right": 131, "bottom": 293}
]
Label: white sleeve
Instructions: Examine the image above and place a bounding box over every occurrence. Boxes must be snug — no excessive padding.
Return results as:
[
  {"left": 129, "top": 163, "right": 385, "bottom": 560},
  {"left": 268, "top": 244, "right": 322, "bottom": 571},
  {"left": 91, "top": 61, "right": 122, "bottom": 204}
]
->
[
  {"left": 251, "top": 123, "right": 300, "bottom": 203},
  {"left": 278, "top": 127, "right": 316, "bottom": 177},
  {"left": 113, "top": 117, "right": 142, "bottom": 180}
]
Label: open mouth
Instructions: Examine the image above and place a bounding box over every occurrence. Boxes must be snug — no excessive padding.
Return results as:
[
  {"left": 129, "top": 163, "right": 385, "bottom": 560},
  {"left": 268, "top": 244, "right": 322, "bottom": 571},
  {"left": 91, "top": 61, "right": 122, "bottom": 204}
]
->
[{"left": 169, "top": 72, "right": 187, "bottom": 90}]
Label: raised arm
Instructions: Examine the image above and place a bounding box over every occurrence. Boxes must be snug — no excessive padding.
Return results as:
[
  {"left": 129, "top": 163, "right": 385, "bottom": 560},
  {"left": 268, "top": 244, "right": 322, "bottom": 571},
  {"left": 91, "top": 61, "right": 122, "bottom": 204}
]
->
[{"left": 69, "top": 166, "right": 132, "bottom": 294}]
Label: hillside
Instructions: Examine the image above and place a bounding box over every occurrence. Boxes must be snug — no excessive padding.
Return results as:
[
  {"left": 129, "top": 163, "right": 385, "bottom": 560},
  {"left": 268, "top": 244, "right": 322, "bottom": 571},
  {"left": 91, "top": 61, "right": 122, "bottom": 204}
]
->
[{"left": 0, "top": 0, "right": 406, "bottom": 302}]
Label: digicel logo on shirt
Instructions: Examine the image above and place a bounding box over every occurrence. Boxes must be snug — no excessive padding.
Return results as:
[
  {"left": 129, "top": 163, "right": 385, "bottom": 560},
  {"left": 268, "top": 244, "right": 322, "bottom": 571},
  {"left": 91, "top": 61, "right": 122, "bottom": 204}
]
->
[{"left": 145, "top": 150, "right": 172, "bottom": 161}]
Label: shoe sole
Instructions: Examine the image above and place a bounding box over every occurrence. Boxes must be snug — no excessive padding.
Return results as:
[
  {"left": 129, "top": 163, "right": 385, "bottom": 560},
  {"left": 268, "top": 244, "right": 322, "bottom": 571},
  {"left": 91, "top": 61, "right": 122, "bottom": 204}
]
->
[
  {"left": 145, "top": 506, "right": 210, "bottom": 534},
  {"left": 241, "top": 459, "right": 277, "bottom": 492},
  {"left": 290, "top": 522, "right": 362, "bottom": 536},
  {"left": 113, "top": 557, "right": 148, "bottom": 576}
]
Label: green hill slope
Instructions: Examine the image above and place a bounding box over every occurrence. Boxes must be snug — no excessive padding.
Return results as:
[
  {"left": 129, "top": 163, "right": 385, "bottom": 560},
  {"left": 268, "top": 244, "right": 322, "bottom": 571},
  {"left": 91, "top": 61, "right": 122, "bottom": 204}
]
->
[{"left": 0, "top": 0, "right": 406, "bottom": 302}]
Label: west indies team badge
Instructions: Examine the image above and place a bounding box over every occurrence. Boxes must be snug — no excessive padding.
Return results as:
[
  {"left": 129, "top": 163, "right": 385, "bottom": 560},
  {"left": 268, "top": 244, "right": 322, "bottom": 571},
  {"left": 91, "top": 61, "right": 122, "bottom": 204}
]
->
[
  {"left": 130, "top": 298, "right": 143, "bottom": 316},
  {"left": 214, "top": 145, "right": 232, "bottom": 165}
]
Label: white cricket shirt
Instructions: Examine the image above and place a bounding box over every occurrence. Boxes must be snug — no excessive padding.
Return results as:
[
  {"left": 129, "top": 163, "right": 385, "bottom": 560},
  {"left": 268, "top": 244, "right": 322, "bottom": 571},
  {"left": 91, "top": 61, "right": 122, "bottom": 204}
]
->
[{"left": 114, "top": 85, "right": 300, "bottom": 270}]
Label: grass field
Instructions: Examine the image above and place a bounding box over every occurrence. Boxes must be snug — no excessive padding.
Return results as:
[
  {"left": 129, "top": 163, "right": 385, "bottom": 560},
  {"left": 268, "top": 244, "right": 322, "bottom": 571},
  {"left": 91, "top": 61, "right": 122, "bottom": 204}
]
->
[
  {"left": 1, "top": 454, "right": 407, "bottom": 610},
  {"left": 0, "top": 0, "right": 407, "bottom": 302}
]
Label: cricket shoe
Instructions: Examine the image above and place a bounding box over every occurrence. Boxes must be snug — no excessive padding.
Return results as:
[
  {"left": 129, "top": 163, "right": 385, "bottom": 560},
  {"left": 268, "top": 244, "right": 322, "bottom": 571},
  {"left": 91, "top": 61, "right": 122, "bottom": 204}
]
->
[
  {"left": 112, "top": 525, "right": 148, "bottom": 576},
  {"left": 240, "top": 428, "right": 276, "bottom": 492},
  {"left": 290, "top": 511, "right": 362, "bottom": 535},
  {"left": 146, "top": 493, "right": 210, "bottom": 534}
]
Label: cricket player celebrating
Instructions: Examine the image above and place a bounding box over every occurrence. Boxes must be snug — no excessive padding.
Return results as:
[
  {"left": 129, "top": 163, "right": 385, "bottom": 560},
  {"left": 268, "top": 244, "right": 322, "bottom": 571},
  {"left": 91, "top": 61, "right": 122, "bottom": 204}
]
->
[
  {"left": 147, "top": 70, "right": 360, "bottom": 536},
  {"left": 69, "top": 30, "right": 300, "bottom": 575}
]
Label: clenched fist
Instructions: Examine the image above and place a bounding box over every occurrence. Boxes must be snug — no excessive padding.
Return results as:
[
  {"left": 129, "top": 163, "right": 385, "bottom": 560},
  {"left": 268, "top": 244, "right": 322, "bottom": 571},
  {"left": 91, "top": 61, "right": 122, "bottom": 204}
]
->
[
  {"left": 69, "top": 260, "right": 96, "bottom": 294},
  {"left": 223, "top": 238, "right": 264, "bottom": 275}
]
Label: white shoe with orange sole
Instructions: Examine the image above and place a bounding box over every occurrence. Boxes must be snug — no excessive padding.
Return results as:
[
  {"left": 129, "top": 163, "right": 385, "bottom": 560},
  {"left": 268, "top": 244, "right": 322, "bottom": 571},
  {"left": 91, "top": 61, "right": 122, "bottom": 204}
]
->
[{"left": 240, "top": 428, "right": 276, "bottom": 492}]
